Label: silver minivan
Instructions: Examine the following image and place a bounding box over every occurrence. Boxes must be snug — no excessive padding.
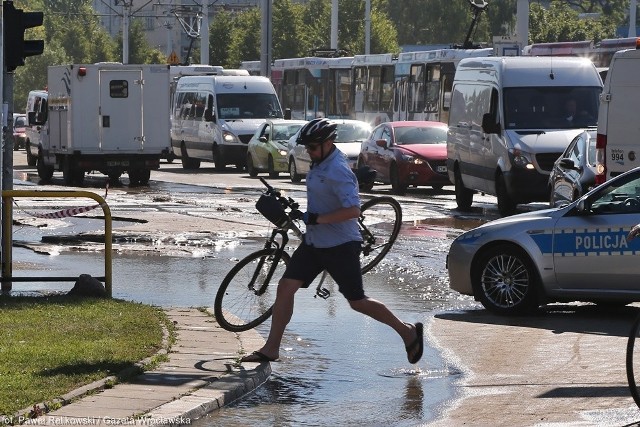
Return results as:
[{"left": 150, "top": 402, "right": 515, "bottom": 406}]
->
[{"left": 446, "top": 56, "right": 603, "bottom": 216}]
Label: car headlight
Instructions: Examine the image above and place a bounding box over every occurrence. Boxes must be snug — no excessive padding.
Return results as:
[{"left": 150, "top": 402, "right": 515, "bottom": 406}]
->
[
  {"left": 508, "top": 148, "right": 535, "bottom": 169},
  {"left": 400, "top": 154, "right": 424, "bottom": 164},
  {"left": 223, "top": 131, "right": 239, "bottom": 143},
  {"left": 278, "top": 149, "right": 287, "bottom": 156}
]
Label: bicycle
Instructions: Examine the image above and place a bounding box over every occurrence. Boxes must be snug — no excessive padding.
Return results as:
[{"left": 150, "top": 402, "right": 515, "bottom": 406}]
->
[
  {"left": 627, "top": 312, "right": 640, "bottom": 408},
  {"left": 214, "top": 177, "right": 402, "bottom": 332}
]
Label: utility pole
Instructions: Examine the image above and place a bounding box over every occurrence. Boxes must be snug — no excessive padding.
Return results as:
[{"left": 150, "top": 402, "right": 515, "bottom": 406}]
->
[
  {"left": 331, "top": 0, "right": 338, "bottom": 50},
  {"left": 260, "top": 0, "right": 271, "bottom": 77},
  {"left": 201, "top": 1, "right": 209, "bottom": 64},
  {"left": 630, "top": 0, "right": 637, "bottom": 37},
  {"left": 119, "top": 0, "right": 133, "bottom": 64}
]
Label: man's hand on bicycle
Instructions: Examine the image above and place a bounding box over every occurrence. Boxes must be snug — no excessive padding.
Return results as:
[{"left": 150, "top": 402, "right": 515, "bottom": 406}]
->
[{"left": 290, "top": 209, "right": 318, "bottom": 225}]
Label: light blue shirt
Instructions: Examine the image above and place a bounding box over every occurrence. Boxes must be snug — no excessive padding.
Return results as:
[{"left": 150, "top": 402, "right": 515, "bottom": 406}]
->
[{"left": 304, "top": 147, "right": 362, "bottom": 248}]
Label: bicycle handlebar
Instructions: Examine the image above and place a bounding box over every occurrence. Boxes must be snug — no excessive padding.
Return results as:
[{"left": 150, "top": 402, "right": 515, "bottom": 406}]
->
[{"left": 259, "top": 178, "right": 301, "bottom": 215}]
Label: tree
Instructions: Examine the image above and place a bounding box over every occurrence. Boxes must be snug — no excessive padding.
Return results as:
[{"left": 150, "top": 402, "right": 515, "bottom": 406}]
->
[
  {"left": 209, "top": 10, "right": 235, "bottom": 67},
  {"left": 272, "top": 0, "right": 308, "bottom": 58},
  {"left": 116, "top": 18, "right": 166, "bottom": 64},
  {"left": 528, "top": 1, "right": 618, "bottom": 43},
  {"left": 227, "top": 8, "right": 262, "bottom": 66}
]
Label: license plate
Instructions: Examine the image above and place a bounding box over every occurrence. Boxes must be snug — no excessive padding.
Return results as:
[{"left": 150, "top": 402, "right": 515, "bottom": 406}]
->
[
  {"left": 437, "top": 165, "right": 447, "bottom": 173},
  {"left": 107, "top": 160, "right": 129, "bottom": 167}
]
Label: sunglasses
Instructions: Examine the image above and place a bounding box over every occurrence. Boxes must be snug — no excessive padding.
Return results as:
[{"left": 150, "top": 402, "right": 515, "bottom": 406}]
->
[{"left": 306, "top": 143, "right": 322, "bottom": 152}]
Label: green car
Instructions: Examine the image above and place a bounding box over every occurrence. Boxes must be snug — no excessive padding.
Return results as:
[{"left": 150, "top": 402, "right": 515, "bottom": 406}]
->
[{"left": 246, "top": 119, "right": 307, "bottom": 178}]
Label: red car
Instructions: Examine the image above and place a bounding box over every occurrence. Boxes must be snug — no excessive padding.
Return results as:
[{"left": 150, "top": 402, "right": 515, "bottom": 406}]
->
[
  {"left": 357, "top": 121, "right": 451, "bottom": 194},
  {"left": 12, "top": 114, "right": 27, "bottom": 150}
]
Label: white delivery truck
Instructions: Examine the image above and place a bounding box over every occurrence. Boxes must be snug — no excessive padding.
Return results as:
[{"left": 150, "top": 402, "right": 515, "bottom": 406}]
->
[
  {"left": 170, "top": 75, "right": 283, "bottom": 170},
  {"left": 32, "top": 63, "right": 171, "bottom": 185},
  {"left": 595, "top": 46, "right": 640, "bottom": 184},
  {"left": 446, "top": 56, "right": 603, "bottom": 216}
]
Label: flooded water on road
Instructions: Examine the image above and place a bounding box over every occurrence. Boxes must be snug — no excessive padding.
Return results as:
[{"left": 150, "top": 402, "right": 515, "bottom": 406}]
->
[{"left": 7, "top": 177, "right": 485, "bottom": 426}]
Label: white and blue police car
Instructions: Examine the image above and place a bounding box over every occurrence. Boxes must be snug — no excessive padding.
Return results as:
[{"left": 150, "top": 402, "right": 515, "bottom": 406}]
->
[{"left": 447, "top": 166, "right": 640, "bottom": 315}]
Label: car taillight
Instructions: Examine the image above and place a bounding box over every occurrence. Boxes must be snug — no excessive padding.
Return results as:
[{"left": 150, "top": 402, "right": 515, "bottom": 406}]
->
[{"left": 595, "top": 133, "right": 607, "bottom": 185}]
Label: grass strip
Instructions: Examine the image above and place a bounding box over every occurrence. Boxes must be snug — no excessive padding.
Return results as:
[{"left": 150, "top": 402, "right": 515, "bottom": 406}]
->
[{"left": 0, "top": 295, "right": 168, "bottom": 417}]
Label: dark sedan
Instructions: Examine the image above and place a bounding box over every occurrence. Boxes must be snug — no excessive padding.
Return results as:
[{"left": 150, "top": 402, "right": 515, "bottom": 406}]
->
[
  {"left": 549, "top": 129, "right": 598, "bottom": 207},
  {"left": 357, "top": 121, "right": 451, "bottom": 194}
]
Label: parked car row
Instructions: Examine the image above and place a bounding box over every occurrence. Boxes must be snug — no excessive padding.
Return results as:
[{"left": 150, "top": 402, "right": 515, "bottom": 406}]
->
[{"left": 248, "top": 118, "right": 453, "bottom": 195}]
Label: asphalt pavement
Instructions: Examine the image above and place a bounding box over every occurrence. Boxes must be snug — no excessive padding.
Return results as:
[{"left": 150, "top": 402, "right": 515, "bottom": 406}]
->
[{"left": 16, "top": 305, "right": 640, "bottom": 427}]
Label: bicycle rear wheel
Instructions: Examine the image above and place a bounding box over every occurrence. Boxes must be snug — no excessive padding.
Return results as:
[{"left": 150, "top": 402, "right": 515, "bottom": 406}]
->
[
  {"left": 359, "top": 196, "right": 402, "bottom": 274},
  {"left": 627, "top": 313, "right": 640, "bottom": 408},
  {"left": 214, "top": 248, "right": 290, "bottom": 332}
]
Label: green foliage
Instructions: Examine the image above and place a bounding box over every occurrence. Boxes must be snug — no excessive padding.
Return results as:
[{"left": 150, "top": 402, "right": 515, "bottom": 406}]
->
[
  {"left": 209, "top": 10, "right": 236, "bottom": 67},
  {"left": 0, "top": 296, "right": 167, "bottom": 417},
  {"left": 529, "top": 1, "right": 618, "bottom": 43},
  {"left": 116, "top": 19, "right": 166, "bottom": 64},
  {"left": 227, "top": 8, "right": 262, "bottom": 67},
  {"left": 7, "top": 0, "right": 635, "bottom": 111}
]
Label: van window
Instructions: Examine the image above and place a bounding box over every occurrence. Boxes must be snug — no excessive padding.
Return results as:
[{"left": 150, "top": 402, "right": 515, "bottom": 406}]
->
[
  {"left": 503, "top": 86, "right": 600, "bottom": 130},
  {"left": 449, "top": 83, "right": 492, "bottom": 128},
  {"left": 216, "top": 93, "right": 282, "bottom": 119}
]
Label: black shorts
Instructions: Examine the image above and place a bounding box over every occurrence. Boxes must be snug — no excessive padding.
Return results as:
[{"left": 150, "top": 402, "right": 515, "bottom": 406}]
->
[{"left": 283, "top": 241, "right": 365, "bottom": 301}]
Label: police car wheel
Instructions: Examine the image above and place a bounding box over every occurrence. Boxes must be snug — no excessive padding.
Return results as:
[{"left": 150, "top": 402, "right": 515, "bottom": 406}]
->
[{"left": 473, "top": 244, "right": 539, "bottom": 315}]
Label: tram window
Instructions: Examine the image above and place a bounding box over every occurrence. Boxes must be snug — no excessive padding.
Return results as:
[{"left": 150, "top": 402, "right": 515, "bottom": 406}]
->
[
  {"left": 409, "top": 65, "right": 425, "bottom": 113},
  {"left": 425, "top": 65, "right": 441, "bottom": 113},
  {"left": 381, "top": 66, "right": 394, "bottom": 111},
  {"left": 354, "top": 67, "right": 367, "bottom": 113},
  {"left": 366, "top": 67, "right": 381, "bottom": 111}
]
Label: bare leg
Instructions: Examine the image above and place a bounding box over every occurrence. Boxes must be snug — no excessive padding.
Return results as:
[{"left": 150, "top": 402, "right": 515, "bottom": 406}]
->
[
  {"left": 241, "top": 277, "right": 303, "bottom": 362},
  {"left": 349, "top": 296, "right": 420, "bottom": 358}
]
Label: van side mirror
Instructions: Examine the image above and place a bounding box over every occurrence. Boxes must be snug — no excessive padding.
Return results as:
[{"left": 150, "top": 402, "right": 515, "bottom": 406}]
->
[
  {"left": 559, "top": 157, "right": 580, "bottom": 171},
  {"left": 481, "top": 113, "right": 501, "bottom": 134},
  {"left": 284, "top": 108, "right": 292, "bottom": 120},
  {"left": 204, "top": 108, "right": 215, "bottom": 123},
  {"left": 259, "top": 136, "right": 268, "bottom": 143},
  {"left": 375, "top": 139, "right": 387, "bottom": 148}
]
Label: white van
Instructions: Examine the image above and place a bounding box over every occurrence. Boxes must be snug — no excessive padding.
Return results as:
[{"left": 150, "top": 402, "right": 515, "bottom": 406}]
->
[
  {"left": 447, "top": 56, "right": 602, "bottom": 216},
  {"left": 595, "top": 46, "right": 640, "bottom": 184},
  {"left": 170, "top": 75, "right": 283, "bottom": 170},
  {"left": 25, "top": 89, "right": 48, "bottom": 167}
]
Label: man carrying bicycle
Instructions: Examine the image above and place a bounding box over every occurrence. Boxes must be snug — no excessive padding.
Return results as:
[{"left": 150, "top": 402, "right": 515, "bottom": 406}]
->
[{"left": 241, "top": 118, "right": 423, "bottom": 365}]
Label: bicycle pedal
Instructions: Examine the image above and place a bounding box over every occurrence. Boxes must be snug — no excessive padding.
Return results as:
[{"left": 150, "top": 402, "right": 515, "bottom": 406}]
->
[{"left": 315, "top": 288, "right": 330, "bottom": 299}]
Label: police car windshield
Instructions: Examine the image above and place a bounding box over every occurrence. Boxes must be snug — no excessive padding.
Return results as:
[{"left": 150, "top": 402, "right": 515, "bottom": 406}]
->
[
  {"left": 503, "top": 86, "right": 600, "bottom": 130},
  {"left": 589, "top": 171, "right": 640, "bottom": 214},
  {"left": 217, "top": 94, "right": 283, "bottom": 120}
]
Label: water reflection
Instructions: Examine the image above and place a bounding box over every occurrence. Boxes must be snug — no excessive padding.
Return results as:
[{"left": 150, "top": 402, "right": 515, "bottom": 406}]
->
[{"left": 8, "top": 200, "right": 481, "bottom": 426}]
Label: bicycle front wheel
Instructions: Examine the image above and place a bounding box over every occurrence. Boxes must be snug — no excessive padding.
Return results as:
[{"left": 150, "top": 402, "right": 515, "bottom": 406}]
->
[
  {"left": 214, "top": 248, "right": 290, "bottom": 332},
  {"left": 627, "top": 313, "right": 640, "bottom": 408},
  {"left": 359, "top": 196, "right": 402, "bottom": 274}
]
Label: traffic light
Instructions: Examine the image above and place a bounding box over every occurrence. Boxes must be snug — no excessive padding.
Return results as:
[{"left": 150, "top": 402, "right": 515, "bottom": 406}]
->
[{"left": 3, "top": 1, "right": 44, "bottom": 72}]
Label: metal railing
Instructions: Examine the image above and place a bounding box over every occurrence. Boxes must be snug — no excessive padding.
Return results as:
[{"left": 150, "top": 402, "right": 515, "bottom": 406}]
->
[{"left": 1, "top": 190, "right": 113, "bottom": 297}]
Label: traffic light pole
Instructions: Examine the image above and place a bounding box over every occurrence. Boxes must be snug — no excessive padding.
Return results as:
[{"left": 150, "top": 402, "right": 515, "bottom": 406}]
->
[
  {"left": 2, "top": 0, "right": 44, "bottom": 292},
  {"left": 1, "top": 72, "right": 12, "bottom": 293},
  {"left": 1, "top": 2, "right": 4, "bottom": 289}
]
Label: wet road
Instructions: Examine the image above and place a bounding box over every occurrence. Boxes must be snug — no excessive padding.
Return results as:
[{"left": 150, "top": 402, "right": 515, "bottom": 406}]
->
[{"left": 7, "top": 153, "right": 546, "bottom": 426}]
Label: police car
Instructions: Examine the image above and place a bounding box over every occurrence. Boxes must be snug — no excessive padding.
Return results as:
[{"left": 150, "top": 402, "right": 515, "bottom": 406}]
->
[{"left": 447, "top": 166, "right": 640, "bottom": 315}]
